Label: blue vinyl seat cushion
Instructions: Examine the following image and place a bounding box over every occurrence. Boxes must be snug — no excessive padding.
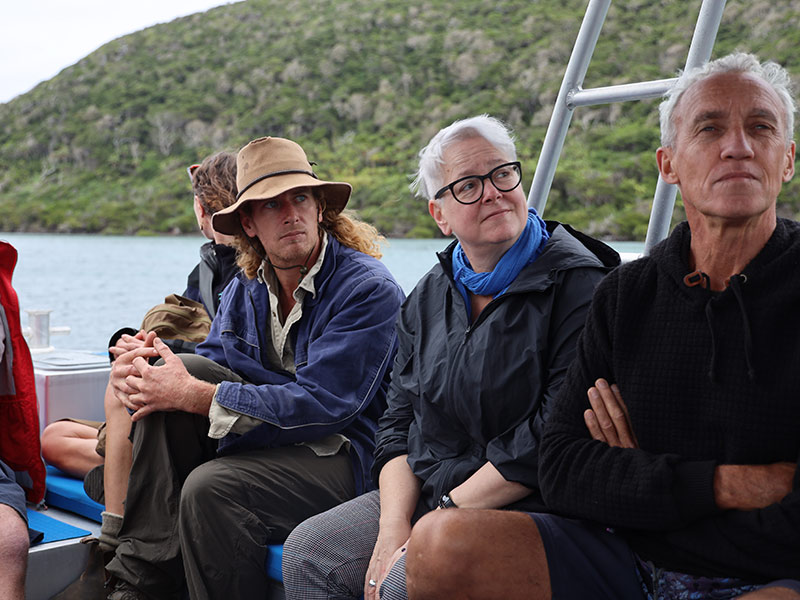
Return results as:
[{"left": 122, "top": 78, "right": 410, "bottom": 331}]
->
[{"left": 45, "top": 465, "right": 285, "bottom": 582}]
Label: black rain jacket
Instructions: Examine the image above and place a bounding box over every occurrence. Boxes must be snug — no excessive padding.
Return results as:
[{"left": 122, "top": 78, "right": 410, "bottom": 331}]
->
[{"left": 372, "top": 222, "right": 619, "bottom": 511}]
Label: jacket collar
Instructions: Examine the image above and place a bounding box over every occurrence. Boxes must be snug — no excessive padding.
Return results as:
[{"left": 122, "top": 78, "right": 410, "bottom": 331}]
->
[{"left": 436, "top": 221, "right": 619, "bottom": 293}]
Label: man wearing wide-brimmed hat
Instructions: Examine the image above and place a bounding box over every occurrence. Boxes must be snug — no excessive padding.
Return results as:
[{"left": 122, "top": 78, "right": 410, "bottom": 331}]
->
[{"left": 105, "top": 137, "right": 404, "bottom": 600}]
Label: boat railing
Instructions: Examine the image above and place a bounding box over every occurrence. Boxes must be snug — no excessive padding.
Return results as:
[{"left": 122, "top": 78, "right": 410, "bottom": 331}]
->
[
  {"left": 22, "top": 309, "right": 71, "bottom": 352},
  {"left": 527, "top": 0, "right": 728, "bottom": 253}
]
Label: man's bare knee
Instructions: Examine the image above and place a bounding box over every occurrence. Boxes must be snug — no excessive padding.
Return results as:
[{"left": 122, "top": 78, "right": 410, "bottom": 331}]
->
[
  {"left": 406, "top": 510, "right": 471, "bottom": 596},
  {"left": 407, "top": 510, "right": 550, "bottom": 600},
  {"left": 0, "top": 505, "right": 29, "bottom": 561},
  {"left": 0, "top": 506, "right": 28, "bottom": 600}
]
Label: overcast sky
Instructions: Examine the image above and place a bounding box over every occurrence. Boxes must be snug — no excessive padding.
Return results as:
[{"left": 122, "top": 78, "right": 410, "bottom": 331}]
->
[{"left": 0, "top": 0, "right": 240, "bottom": 104}]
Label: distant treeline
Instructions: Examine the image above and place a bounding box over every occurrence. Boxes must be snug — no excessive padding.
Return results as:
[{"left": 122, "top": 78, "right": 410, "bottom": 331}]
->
[{"left": 1, "top": 0, "right": 799, "bottom": 238}]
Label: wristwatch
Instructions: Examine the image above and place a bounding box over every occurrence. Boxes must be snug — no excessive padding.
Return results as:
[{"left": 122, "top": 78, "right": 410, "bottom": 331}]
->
[{"left": 438, "top": 492, "right": 458, "bottom": 509}]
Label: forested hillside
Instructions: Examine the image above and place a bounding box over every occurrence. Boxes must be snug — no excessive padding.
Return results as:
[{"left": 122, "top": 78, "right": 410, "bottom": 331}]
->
[{"left": 1, "top": 0, "right": 799, "bottom": 238}]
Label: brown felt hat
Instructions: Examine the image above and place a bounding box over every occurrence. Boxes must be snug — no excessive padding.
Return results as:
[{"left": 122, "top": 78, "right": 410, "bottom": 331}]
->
[{"left": 212, "top": 136, "right": 351, "bottom": 235}]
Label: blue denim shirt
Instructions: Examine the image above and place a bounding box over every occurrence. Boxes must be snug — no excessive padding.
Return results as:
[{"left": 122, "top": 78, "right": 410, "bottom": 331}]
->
[{"left": 197, "top": 236, "right": 404, "bottom": 494}]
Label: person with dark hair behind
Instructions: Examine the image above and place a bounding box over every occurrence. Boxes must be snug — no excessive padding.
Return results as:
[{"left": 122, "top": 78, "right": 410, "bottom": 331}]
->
[
  {"left": 182, "top": 154, "right": 240, "bottom": 324},
  {"left": 40, "top": 152, "right": 240, "bottom": 559}
]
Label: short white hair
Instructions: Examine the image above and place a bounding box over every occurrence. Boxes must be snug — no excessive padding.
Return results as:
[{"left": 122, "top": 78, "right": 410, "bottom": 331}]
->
[
  {"left": 411, "top": 114, "right": 517, "bottom": 200},
  {"left": 659, "top": 52, "right": 796, "bottom": 147}
]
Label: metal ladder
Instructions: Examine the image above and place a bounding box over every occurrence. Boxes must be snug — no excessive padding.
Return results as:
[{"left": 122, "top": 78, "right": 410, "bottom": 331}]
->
[{"left": 527, "top": 0, "right": 727, "bottom": 252}]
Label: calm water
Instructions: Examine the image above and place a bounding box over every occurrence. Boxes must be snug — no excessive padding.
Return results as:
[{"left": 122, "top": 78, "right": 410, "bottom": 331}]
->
[
  {"left": 0, "top": 234, "right": 451, "bottom": 351},
  {"left": 1, "top": 233, "right": 641, "bottom": 352}
]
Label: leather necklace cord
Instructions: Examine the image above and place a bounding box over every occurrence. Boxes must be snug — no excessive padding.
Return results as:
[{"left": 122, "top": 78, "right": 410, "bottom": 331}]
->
[{"left": 267, "top": 239, "right": 317, "bottom": 278}]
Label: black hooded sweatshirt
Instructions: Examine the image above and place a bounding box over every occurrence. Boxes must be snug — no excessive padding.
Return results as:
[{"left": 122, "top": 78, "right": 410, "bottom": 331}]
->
[{"left": 540, "top": 218, "right": 800, "bottom": 581}]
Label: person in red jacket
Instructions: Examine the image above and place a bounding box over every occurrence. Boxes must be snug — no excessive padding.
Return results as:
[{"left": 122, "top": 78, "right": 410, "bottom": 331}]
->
[{"left": 0, "top": 240, "right": 46, "bottom": 600}]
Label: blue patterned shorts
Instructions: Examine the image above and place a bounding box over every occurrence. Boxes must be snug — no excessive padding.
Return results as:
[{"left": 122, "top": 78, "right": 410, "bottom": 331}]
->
[
  {"left": 529, "top": 513, "right": 800, "bottom": 599},
  {"left": 635, "top": 556, "right": 800, "bottom": 600}
]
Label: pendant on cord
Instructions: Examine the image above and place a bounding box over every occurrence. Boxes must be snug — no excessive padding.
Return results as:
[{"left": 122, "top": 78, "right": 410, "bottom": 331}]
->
[{"left": 268, "top": 241, "right": 316, "bottom": 284}]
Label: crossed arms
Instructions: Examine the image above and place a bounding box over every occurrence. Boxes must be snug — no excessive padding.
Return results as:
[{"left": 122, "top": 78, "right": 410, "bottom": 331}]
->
[{"left": 584, "top": 378, "right": 796, "bottom": 512}]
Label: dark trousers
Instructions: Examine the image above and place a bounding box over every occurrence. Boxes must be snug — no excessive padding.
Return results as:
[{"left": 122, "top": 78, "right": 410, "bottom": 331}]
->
[{"left": 105, "top": 355, "right": 356, "bottom": 600}]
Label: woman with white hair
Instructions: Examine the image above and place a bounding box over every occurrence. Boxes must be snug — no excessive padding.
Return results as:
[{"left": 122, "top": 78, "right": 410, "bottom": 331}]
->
[{"left": 282, "top": 114, "right": 619, "bottom": 599}]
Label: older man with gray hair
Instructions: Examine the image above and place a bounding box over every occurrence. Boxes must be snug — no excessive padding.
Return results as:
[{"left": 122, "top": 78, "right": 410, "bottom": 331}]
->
[{"left": 404, "top": 52, "right": 800, "bottom": 599}]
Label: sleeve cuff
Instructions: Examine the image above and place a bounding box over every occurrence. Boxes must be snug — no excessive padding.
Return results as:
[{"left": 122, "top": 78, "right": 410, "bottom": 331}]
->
[
  {"left": 673, "top": 459, "right": 719, "bottom": 521},
  {"left": 207, "top": 385, "right": 239, "bottom": 439}
]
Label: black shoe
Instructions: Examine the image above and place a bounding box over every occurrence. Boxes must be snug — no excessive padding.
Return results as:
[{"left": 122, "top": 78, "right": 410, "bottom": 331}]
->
[
  {"left": 106, "top": 579, "right": 150, "bottom": 600},
  {"left": 84, "top": 464, "right": 105, "bottom": 504}
]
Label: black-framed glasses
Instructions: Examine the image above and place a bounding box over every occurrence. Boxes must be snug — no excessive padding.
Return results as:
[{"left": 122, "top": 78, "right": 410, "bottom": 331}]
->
[{"left": 434, "top": 161, "right": 522, "bottom": 205}]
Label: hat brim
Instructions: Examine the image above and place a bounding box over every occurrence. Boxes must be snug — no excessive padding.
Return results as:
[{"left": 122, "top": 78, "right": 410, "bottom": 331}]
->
[{"left": 212, "top": 173, "right": 352, "bottom": 235}]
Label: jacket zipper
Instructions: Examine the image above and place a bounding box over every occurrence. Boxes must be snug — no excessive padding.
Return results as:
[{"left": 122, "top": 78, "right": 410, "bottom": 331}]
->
[{"left": 464, "top": 289, "right": 526, "bottom": 336}]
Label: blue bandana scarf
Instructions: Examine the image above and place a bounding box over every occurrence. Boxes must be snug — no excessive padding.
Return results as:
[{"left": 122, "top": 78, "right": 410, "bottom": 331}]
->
[{"left": 451, "top": 208, "right": 550, "bottom": 318}]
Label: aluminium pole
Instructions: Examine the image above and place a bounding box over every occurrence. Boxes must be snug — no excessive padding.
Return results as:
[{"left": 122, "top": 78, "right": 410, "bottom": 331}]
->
[
  {"left": 527, "top": 0, "right": 611, "bottom": 215},
  {"left": 643, "top": 0, "right": 727, "bottom": 253}
]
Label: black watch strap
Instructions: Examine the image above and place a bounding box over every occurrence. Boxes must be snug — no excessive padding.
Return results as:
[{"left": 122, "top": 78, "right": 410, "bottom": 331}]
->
[{"left": 438, "top": 492, "right": 458, "bottom": 509}]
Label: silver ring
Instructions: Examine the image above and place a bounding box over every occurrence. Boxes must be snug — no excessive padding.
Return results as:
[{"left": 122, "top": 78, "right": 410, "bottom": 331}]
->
[{"left": 368, "top": 579, "right": 377, "bottom": 587}]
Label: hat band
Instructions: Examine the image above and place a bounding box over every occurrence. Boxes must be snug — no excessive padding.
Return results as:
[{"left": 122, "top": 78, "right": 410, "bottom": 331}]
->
[{"left": 236, "top": 169, "right": 319, "bottom": 200}]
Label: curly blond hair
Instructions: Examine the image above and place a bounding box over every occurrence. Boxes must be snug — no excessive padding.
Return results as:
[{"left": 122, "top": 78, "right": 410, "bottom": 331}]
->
[{"left": 231, "top": 189, "right": 383, "bottom": 280}]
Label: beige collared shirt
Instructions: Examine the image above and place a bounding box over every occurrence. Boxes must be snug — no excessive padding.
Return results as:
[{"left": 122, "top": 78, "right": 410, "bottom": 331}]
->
[{"left": 207, "top": 233, "right": 348, "bottom": 456}]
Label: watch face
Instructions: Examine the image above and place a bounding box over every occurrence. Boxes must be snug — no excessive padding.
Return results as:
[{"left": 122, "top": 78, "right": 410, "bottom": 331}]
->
[{"left": 439, "top": 493, "right": 456, "bottom": 509}]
